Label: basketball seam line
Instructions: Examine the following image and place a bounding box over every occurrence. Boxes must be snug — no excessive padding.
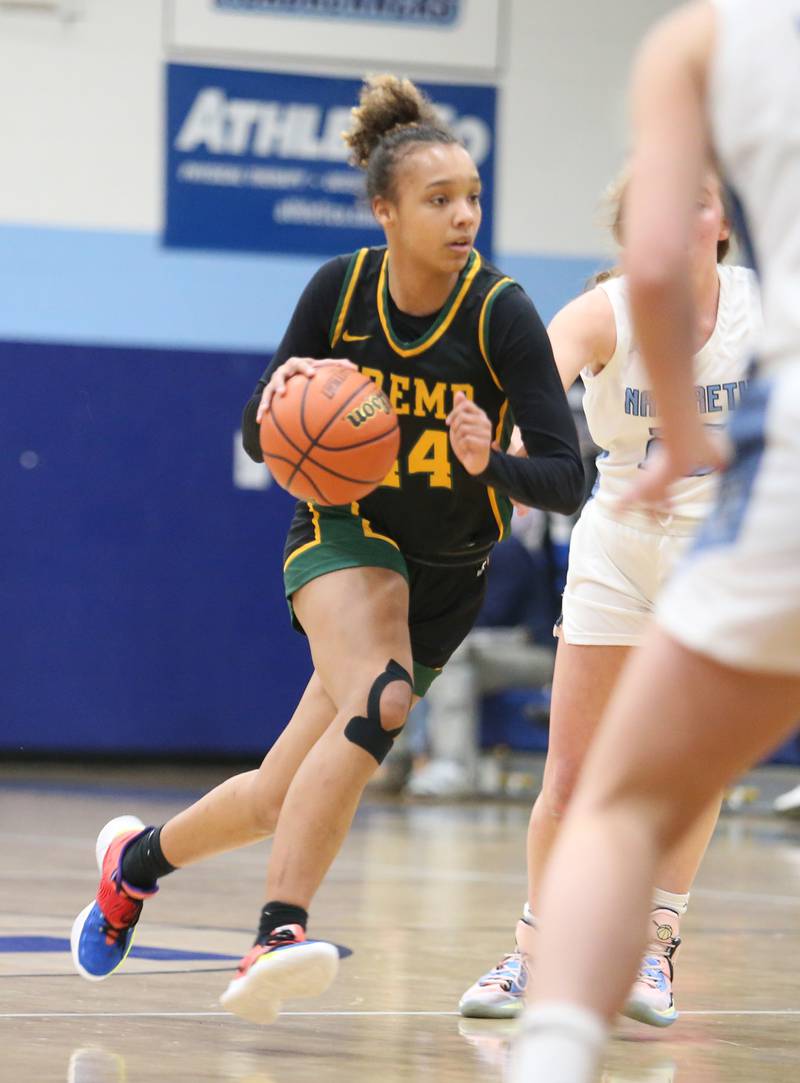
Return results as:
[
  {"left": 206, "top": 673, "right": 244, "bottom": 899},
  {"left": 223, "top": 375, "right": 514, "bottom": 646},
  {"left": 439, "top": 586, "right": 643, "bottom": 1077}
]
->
[
  {"left": 289, "top": 375, "right": 378, "bottom": 490},
  {"left": 267, "top": 403, "right": 334, "bottom": 501},
  {"left": 264, "top": 446, "right": 391, "bottom": 486},
  {"left": 300, "top": 435, "right": 397, "bottom": 482},
  {"left": 301, "top": 374, "right": 376, "bottom": 446},
  {"left": 313, "top": 420, "right": 399, "bottom": 453},
  {"left": 261, "top": 451, "right": 329, "bottom": 503},
  {"left": 265, "top": 399, "right": 307, "bottom": 459}
]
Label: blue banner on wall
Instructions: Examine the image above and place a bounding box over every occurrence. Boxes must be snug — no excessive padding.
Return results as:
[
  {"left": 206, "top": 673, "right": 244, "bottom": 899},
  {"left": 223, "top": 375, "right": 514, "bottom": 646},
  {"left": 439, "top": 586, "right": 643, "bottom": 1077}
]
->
[
  {"left": 165, "top": 64, "right": 496, "bottom": 259},
  {"left": 212, "top": 0, "right": 461, "bottom": 23}
]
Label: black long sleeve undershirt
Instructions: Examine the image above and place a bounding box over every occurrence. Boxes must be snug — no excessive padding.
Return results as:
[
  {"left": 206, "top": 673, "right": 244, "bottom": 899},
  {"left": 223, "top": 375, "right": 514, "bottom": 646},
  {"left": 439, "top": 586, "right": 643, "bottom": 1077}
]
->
[
  {"left": 242, "top": 256, "right": 583, "bottom": 516},
  {"left": 474, "top": 287, "right": 584, "bottom": 514}
]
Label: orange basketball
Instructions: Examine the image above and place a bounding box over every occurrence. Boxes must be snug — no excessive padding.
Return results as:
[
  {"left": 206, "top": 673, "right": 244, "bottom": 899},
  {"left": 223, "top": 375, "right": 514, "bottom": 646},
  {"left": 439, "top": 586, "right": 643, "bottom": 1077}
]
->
[{"left": 260, "top": 365, "right": 400, "bottom": 505}]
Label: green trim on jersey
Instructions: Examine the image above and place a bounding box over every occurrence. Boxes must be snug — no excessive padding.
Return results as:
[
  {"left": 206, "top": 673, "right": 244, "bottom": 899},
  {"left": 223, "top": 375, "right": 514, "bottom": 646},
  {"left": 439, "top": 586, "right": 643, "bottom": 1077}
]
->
[
  {"left": 478, "top": 276, "right": 514, "bottom": 388},
  {"left": 492, "top": 402, "right": 515, "bottom": 541},
  {"left": 411, "top": 661, "right": 442, "bottom": 698},
  {"left": 377, "top": 249, "right": 482, "bottom": 357},
  {"left": 329, "top": 248, "right": 369, "bottom": 348},
  {"left": 477, "top": 276, "right": 516, "bottom": 542},
  {"left": 283, "top": 503, "right": 409, "bottom": 597}
]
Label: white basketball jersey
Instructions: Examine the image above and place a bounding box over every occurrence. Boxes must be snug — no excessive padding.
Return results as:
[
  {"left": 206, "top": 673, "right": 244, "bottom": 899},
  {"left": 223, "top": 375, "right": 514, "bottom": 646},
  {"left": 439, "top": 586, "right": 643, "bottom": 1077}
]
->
[
  {"left": 711, "top": 0, "right": 800, "bottom": 373},
  {"left": 582, "top": 266, "right": 761, "bottom": 530}
]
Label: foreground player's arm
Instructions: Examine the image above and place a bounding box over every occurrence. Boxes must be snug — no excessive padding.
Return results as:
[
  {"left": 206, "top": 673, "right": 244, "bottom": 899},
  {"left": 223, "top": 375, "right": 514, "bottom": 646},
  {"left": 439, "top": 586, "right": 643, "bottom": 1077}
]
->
[
  {"left": 449, "top": 287, "right": 584, "bottom": 514},
  {"left": 624, "top": 1, "right": 720, "bottom": 486},
  {"left": 241, "top": 257, "right": 350, "bottom": 462}
]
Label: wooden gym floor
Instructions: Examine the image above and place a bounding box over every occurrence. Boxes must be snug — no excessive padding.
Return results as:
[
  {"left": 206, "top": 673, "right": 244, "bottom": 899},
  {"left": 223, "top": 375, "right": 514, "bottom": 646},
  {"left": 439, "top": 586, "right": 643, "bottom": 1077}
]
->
[{"left": 2, "top": 761, "right": 800, "bottom": 1082}]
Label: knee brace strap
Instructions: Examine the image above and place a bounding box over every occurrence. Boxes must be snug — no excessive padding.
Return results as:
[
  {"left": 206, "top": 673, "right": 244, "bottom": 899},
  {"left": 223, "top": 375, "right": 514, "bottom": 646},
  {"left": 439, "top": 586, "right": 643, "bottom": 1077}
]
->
[{"left": 344, "top": 659, "right": 413, "bottom": 765}]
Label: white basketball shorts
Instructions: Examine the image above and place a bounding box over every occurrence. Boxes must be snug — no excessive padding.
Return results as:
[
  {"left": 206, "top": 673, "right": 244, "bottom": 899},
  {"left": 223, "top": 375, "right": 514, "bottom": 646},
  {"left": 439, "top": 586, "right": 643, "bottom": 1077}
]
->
[
  {"left": 657, "top": 366, "right": 800, "bottom": 675},
  {"left": 560, "top": 499, "right": 691, "bottom": 647}
]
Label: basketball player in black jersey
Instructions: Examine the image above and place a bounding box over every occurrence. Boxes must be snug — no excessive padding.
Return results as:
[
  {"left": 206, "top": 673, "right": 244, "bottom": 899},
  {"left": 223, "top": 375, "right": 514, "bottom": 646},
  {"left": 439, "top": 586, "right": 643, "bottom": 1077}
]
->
[{"left": 71, "top": 75, "right": 583, "bottom": 1022}]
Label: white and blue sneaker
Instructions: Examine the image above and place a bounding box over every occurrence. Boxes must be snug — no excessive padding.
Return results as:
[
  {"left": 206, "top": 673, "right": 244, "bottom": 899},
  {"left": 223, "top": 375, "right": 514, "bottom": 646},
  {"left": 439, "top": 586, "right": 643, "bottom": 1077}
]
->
[
  {"left": 459, "top": 914, "right": 535, "bottom": 1019},
  {"left": 623, "top": 909, "right": 681, "bottom": 1028},
  {"left": 459, "top": 948, "right": 530, "bottom": 1019}
]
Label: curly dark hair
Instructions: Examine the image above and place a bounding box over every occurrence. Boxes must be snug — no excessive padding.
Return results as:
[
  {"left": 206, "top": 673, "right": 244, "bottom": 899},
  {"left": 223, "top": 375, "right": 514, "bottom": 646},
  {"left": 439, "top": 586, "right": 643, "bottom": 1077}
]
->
[{"left": 343, "top": 74, "right": 459, "bottom": 200}]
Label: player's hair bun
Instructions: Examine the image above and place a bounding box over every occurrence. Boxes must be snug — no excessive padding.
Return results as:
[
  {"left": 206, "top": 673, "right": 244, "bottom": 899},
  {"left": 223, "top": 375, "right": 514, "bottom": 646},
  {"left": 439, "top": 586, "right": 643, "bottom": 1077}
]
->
[{"left": 344, "top": 74, "right": 442, "bottom": 170}]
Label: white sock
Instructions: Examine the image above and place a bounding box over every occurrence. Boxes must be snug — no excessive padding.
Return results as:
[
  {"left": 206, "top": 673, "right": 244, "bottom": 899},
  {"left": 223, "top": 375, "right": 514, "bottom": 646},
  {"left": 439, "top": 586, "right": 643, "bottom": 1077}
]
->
[
  {"left": 651, "top": 888, "right": 689, "bottom": 916},
  {"left": 508, "top": 1002, "right": 607, "bottom": 1083}
]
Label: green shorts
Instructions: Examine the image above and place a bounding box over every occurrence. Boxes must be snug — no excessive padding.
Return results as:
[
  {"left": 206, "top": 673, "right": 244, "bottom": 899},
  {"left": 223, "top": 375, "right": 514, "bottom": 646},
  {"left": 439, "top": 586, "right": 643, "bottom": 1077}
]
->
[{"left": 283, "top": 502, "right": 489, "bottom": 697}]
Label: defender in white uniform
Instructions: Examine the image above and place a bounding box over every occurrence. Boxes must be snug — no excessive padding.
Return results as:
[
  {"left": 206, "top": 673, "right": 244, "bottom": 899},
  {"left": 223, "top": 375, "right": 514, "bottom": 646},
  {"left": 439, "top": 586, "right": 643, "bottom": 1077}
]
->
[
  {"left": 461, "top": 173, "right": 761, "bottom": 1026},
  {"left": 567, "top": 264, "right": 760, "bottom": 645},
  {"left": 510, "top": 3, "right": 800, "bottom": 1081}
]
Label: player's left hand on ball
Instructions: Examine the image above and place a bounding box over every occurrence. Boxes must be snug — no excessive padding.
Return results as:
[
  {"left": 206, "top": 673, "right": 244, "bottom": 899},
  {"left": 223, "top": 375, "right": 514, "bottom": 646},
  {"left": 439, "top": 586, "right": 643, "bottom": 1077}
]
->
[
  {"left": 256, "top": 357, "right": 357, "bottom": 421},
  {"left": 446, "top": 391, "right": 493, "bottom": 475}
]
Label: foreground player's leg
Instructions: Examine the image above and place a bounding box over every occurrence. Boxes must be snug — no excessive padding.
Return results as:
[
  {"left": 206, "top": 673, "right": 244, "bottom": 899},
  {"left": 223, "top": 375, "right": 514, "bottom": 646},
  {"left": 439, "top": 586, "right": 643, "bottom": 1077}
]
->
[
  {"left": 71, "top": 674, "right": 337, "bottom": 981},
  {"left": 526, "top": 641, "right": 629, "bottom": 915},
  {"left": 460, "top": 640, "right": 624, "bottom": 1019},
  {"left": 220, "top": 565, "right": 415, "bottom": 1023},
  {"left": 624, "top": 793, "right": 721, "bottom": 1027},
  {"left": 461, "top": 639, "right": 721, "bottom": 1025},
  {"left": 510, "top": 627, "right": 800, "bottom": 1083}
]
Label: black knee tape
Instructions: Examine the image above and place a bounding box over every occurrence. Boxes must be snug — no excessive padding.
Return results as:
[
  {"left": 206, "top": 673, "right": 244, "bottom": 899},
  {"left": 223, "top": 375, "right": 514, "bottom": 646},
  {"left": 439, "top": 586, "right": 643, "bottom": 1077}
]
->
[{"left": 344, "top": 658, "right": 414, "bottom": 765}]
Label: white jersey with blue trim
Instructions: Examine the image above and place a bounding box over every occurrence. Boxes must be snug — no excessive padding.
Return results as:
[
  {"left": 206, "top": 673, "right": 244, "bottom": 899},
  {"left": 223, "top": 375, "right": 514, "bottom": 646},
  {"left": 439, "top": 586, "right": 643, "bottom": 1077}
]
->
[
  {"left": 582, "top": 266, "right": 761, "bottom": 532},
  {"left": 711, "top": 0, "right": 800, "bottom": 374}
]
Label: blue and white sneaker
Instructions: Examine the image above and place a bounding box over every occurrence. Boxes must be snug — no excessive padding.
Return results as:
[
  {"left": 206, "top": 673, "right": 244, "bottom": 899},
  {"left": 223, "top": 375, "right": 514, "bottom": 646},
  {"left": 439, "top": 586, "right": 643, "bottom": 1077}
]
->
[
  {"left": 459, "top": 948, "right": 530, "bottom": 1019},
  {"left": 623, "top": 909, "right": 681, "bottom": 1028}
]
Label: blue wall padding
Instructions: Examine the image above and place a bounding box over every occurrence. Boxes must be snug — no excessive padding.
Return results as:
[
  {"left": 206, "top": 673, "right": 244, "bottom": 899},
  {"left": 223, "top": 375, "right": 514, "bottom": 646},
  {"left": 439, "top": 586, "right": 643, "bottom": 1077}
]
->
[{"left": 2, "top": 339, "right": 312, "bottom": 755}]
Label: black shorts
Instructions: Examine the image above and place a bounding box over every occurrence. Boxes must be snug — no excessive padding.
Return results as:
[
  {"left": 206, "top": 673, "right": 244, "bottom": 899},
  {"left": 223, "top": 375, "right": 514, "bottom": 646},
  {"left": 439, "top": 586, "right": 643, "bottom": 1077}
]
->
[{"left": 282, "top": 502, "right": 488, "bottom": 695}]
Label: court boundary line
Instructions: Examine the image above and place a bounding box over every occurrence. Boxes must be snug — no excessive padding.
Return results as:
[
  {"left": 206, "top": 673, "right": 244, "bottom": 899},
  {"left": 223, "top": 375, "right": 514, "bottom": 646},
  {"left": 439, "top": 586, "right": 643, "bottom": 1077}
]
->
[{"left": 2, "top": 1009, "right": 800, "bottom": 1020}]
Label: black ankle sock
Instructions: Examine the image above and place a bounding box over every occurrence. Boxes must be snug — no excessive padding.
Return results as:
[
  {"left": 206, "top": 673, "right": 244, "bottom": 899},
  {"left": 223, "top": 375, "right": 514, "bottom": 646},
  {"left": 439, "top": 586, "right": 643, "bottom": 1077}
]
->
[
  {"left": 256, "top": 901, "right": 308, "bottom": 945},
  {"left": 120, "top": 826, "right": 176, "bottom": 890}
]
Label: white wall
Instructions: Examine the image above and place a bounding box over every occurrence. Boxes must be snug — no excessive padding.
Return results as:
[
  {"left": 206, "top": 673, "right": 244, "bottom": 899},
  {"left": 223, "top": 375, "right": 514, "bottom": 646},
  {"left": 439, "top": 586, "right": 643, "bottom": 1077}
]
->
[
  {"left": 0, "top": 0, "right": 677, "bottom": 252},
  {"left": 499, "top": 0, "right": 676, "bottom": 256},
  {"left": 0, "top": 0, "right": 162, "bottom": 231}
]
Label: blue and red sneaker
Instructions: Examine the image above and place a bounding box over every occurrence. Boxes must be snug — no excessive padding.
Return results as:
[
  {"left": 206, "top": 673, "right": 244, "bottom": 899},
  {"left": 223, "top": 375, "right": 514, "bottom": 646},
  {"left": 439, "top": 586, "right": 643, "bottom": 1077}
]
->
[
  {"left": 220, "top": 924, "right": 339, "bottom": 1024},
  {"left": 70, "top": 815, "right": 156, "bottom": 982}
]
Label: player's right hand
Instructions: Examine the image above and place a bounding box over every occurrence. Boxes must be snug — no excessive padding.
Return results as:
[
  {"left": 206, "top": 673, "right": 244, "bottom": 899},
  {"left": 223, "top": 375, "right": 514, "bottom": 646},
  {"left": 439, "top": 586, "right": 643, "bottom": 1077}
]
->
[
  {"left": 619, "top": 425, "right": 731, "bottom": 514},
  {"left": 256, "top": 357, "right": 358, "bottom": 422}
]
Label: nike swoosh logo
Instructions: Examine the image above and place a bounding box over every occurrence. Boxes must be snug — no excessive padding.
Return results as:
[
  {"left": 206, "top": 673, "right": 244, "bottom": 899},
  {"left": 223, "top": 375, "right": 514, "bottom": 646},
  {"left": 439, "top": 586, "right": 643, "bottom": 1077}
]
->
[{"left": 342, "top": 330, "right": 372, "bottom": 342}]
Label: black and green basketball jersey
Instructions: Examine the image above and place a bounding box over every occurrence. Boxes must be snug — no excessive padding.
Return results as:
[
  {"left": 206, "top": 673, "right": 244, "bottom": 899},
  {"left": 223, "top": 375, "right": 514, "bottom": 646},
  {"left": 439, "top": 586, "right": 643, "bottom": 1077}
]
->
[{"left": 325, "top": 246, "right": 515, "bottom": 563}]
